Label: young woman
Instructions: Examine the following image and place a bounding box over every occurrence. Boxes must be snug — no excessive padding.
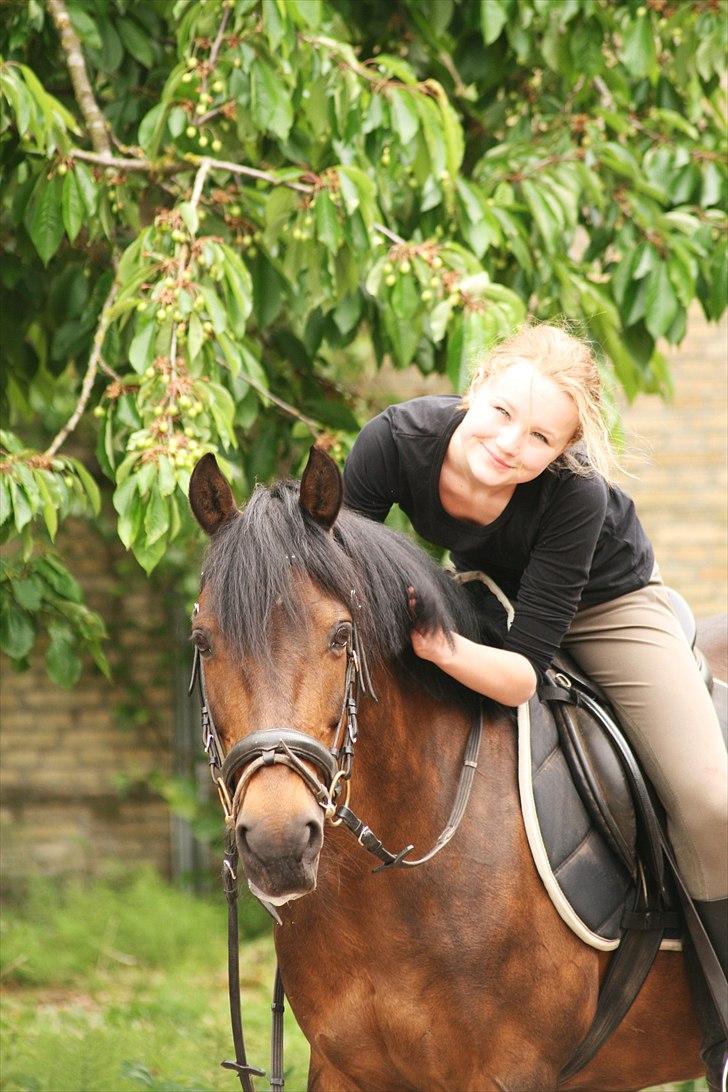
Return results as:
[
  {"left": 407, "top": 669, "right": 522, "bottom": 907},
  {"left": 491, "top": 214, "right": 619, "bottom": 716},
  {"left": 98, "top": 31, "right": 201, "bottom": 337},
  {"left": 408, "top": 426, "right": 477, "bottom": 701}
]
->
[{"left": 342, "top": 323, "right": 727, "bottom": 1084}]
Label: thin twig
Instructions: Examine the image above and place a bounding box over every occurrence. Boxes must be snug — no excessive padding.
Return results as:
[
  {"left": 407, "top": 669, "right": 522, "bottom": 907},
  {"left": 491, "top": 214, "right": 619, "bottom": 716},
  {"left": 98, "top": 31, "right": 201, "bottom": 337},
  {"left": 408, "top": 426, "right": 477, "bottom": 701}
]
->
[
  {"left": 46, "top": 0, "right": 111, "bottom": 155},
  {"left": 245, "top": 375, "right": 320, "bottom": 434},
  {"left": 190, "top": 158, "right": 212, "bottom": 209},
  {"left": 208, "top": 5, "right": 231, "bottom": 71},
  {"left": 373, "top": 222, "right": 406, "bottom": 245},
  {"left": 45, "top": 282, "right": 118, "bottom": 458},
  {"left": 69, "top": 149, "right": 176, "bottom": 172},
  {"left": 68, "top": 148, "right": 311, "bottom": 193},
  {"left": 192, "top": 100, "right": 234, "bottom": 128},
  {"left": 99, "top": 357, "right": 123, "bottom": 382}
]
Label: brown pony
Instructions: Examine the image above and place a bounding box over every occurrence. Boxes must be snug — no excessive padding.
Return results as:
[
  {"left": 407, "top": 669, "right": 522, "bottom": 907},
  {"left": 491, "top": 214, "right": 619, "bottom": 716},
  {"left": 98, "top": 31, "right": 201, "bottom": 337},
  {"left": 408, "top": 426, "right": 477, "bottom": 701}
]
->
[{"left": 189, "top": 447, "right": 723, "bottom": 1092}]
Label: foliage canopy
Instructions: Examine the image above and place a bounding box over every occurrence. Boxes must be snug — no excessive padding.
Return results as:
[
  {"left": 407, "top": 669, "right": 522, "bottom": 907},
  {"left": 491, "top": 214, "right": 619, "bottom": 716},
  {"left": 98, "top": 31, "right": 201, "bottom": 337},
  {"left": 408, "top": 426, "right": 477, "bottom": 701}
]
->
[{"left": 1, "top": 0, "right": 726, "bottom": 685}]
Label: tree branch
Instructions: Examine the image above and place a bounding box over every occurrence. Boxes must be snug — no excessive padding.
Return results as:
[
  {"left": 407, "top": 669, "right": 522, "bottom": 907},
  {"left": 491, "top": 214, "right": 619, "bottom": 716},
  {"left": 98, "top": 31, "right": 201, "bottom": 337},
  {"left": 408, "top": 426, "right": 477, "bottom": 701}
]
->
[
  {"left": 68, "top": 148, "right": 311, "bottom": 193},
  {"left": 45, "top": 282, "right": 118, "bottom": 458},
  {"left": 244, "top": 376, "right": 320, "bottom": 435},
  {"left": 47, "top": 0, "right": 111, "bottom": 155}
]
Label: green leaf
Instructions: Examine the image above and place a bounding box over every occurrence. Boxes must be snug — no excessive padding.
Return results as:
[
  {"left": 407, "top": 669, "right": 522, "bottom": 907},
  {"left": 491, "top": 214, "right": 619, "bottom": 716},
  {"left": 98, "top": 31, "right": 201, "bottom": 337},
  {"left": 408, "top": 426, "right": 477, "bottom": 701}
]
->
[
  {"left": 45, "top": 622, "right": 82, "bottom": 688},
  {"left": 389, "top": 88, "right": 419, "bottom": 144},
  {"left": 71, "top": 460, "right": 101, "bottom": 514},
  {"left": 68, "top": 6, "right": 102, "bottom": 49},
  {"left": 167, "top": 105, "right": 186, "bottom": 138},
  {"left": 10, "top": 479, "right": 33, "bottom": 532},
  {"left": 132, "top": 533, "right": 168, "bottom": 575},
  {"left": 138, "top": 103, "right": 165, "bottom": 154},
  {"left": 0, "top": 604, "right": 35, "bottom": 660},
  {"left": 73, "top": 162, "right": 97, "bottom": 214},
  {"left": 157, "top": 456, "right": 176, "bottom": 497},
  {"left": 143, "top": 485, "right": 169, "bottom": 546},
  {"left": 118, "top": 17, "right": 154, "bottom": 68},
  {"left": 36, "top": 556, "right": 83, "bottom": 602},
  {"left": 29, "top": 175, "right": 64, "bottom": 265},
  {"left": 199, "top": 287, "right": 227, "bottom": 334},
  {"left": 480, "top": 0, "right": 508, "bottom": 45},
  {"left": 62, "top": 170, "right": 84, "bottom": 242},
  {"left": 314, "top": 190, "right": 343, "bottom": 254},
  {"left": 12, "top": 577, "right": 43, "bottom": 611},
  {"left": 645, "top": 261, "right": 679, "bottom": 339},
  {"left": 129, "top": 321, "right": 156, "bottom": 373},
  {"left": 251, "top": 59, "right": 293, "bottom": 141},
  {"left": 34, "top": 473, "right": 58, "bottom": 540},
  {"left": 620, "top": 16, "right": 657, "bottom": 79}
]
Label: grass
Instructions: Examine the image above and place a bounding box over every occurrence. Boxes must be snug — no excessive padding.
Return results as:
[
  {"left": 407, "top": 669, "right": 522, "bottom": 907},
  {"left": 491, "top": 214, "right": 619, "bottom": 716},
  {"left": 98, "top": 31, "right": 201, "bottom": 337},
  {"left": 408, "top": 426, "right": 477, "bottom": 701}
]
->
[
  {"left": 0, "top": 869, "right": 709, "bottom": 1092},
  {"left": 0, "top": 869, "right": 309, "bottom": 1091}
]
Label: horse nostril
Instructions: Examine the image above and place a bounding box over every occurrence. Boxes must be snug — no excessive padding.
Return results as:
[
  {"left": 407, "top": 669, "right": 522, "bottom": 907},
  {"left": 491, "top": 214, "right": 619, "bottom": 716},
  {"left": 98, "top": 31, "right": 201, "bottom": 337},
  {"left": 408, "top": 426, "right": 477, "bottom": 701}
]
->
[
  {"left": 236, "top": 820, "right": 250, "bottom": 855},
  {"left": 306, "top": 819, "right": 323, "bottom": 855}
]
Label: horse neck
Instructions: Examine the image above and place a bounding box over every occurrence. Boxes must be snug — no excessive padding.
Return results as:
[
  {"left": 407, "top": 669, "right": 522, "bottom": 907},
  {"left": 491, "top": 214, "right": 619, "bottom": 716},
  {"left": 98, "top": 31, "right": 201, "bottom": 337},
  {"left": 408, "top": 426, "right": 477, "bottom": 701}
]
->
[{"left": 347, "top": 664, "right": 498, "bottom": 850}]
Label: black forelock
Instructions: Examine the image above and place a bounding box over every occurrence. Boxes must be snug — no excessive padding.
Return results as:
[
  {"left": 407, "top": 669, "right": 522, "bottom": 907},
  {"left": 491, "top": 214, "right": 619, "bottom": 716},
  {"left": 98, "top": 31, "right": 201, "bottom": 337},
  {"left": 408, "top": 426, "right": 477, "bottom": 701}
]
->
[{"left": 201, "top": 479, "right": 502, "bottom": 707}]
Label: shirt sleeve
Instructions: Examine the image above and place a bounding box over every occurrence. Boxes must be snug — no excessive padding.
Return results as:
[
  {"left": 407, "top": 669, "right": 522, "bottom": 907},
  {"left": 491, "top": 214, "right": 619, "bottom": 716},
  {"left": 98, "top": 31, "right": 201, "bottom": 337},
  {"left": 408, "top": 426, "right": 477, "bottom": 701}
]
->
[
  {"left": 342, "top": 410, "right": 401, "bottom": 522},
  {"left": 503, "top": 472, "right": 609, "bottom": 674}
]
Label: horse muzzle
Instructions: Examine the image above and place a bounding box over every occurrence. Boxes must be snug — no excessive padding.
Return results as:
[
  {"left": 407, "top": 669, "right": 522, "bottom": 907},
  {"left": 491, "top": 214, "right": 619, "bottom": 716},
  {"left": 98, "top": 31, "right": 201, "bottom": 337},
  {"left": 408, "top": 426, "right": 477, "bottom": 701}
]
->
[{"left": 225, "top": 729, "right": 337, "bottom": 901}]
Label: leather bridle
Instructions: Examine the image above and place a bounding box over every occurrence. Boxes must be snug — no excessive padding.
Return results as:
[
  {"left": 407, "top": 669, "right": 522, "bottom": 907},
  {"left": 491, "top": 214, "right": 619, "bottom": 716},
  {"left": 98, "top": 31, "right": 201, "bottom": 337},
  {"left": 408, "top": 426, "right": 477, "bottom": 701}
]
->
[{"left": 189, "top": 600, "right": 483, "bottom": 1091}]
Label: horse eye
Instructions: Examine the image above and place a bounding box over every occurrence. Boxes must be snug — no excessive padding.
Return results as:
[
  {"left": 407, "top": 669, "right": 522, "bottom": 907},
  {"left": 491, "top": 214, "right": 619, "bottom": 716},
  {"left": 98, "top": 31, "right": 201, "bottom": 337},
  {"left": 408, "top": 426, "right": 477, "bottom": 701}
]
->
[
  {"left": 330, "top": 623, "right": 351, "bottom": 651},
  {"left": 192, "top": 631, "right": 212, "bottom": 656}
]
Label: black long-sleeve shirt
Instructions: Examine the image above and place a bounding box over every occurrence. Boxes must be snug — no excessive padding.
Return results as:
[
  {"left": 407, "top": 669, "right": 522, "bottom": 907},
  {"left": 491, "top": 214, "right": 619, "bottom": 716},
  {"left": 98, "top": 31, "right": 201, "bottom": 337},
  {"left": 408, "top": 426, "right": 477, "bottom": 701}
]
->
[{"left": 342, "top": 396, "right": 654, "bottom": 673}]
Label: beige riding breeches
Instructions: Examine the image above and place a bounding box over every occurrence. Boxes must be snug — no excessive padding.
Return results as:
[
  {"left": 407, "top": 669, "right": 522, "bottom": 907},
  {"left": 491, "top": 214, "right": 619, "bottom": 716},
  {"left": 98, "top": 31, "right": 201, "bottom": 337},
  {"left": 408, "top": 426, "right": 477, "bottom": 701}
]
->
[{"left": 562, "top": 569, "right": 728, "bottom": 902}]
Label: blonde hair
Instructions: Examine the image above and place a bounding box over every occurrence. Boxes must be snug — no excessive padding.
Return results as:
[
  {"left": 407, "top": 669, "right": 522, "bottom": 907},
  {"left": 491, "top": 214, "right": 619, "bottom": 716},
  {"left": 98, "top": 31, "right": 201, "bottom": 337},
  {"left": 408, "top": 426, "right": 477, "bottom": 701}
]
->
[{"left": 464, "top": 323, "right": 620, "bottom": 484}]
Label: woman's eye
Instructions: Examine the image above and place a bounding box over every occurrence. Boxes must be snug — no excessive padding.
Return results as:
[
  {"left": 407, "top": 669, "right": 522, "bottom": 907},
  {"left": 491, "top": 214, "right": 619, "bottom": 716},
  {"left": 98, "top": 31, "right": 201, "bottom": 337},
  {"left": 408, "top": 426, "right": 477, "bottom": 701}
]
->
[
  {"left": 494, "top": 405, "right": 509, "bottom": 417},
  {"left": 532, "top": 432, "right": 548, "bottom": 444}
]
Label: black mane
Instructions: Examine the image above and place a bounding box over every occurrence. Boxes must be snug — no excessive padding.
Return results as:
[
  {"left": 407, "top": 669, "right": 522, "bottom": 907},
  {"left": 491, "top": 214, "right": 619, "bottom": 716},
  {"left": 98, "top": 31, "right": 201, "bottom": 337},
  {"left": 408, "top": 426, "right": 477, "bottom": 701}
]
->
[{"left": 201, "top": 479, "right": 503, "bottom": 707}]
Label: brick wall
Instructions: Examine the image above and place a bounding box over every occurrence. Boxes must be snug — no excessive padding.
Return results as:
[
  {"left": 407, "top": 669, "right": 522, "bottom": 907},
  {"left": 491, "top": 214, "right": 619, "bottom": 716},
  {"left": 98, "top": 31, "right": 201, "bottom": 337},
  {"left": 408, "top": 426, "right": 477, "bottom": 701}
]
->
[
  {"left": 0, "top": 519, "right": 177, "bottom": 883},
  {"left": 618, "top": 305, "right": 727, "bottom": 617}
]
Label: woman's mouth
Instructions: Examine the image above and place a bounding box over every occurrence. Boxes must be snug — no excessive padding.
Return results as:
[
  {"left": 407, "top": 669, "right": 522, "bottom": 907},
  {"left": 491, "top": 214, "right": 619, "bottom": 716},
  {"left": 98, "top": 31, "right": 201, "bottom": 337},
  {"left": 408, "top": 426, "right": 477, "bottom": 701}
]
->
[{"left": 483, "top": 446, "right": 513, "bottom": 470}]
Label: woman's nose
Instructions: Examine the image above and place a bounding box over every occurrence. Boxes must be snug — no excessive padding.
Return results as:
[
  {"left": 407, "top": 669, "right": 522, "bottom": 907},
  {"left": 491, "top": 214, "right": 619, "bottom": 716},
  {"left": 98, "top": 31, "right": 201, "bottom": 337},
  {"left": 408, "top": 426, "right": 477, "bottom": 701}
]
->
[{"left": 497, "top": 425, "right": 521, "bottom": 455}]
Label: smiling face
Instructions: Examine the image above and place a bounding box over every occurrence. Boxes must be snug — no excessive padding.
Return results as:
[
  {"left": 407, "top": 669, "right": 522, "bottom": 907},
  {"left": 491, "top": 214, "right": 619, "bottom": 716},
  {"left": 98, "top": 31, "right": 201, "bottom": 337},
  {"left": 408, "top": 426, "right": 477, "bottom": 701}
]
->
[{"left": 451, "top": 361, "right": 580, "bottom": 493}]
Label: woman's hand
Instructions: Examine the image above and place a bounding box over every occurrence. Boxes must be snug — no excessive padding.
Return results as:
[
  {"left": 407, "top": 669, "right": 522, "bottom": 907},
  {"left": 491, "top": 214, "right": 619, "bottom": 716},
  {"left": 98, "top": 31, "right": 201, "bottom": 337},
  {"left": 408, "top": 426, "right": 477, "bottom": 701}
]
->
[
  {"left": 408, "top": 586, "right": 454, "bottom": 667},
  {"left": 406, "top": 585, "right": 537, "bottom": 706}
]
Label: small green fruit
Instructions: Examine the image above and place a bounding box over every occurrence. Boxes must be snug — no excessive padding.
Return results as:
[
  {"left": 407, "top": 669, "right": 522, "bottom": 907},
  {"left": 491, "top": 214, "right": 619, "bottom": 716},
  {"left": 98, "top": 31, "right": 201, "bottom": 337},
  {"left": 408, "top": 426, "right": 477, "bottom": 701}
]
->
[
  {"left": 211, "top": 139, "right": 222, "bottom": 152},
  {"left": 144, "top": 366, "right": 156, "bottom": 379},
  {"left": 385, "top": 274, "right": 396, "bottom": 287},
  {"left": 92, "top": 405, "right": 105, "bottom": 418},
  {"left": 186, "top": 126, "right": 196, "bottom": 138}
]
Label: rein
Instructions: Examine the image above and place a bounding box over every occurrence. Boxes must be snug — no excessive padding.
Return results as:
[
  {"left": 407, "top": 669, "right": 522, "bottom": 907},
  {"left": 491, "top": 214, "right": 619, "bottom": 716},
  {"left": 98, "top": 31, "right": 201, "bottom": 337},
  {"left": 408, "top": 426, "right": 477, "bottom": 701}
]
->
[{"left": 189, "top": 607, "right": 483, "bottom": 1091}]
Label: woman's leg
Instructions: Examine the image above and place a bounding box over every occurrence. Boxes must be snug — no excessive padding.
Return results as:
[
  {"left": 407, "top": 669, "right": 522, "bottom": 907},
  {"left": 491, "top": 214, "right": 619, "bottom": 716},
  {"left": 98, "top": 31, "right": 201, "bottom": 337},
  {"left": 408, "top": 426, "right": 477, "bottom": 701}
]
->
[{"left": 562, "top": 575, "right": 727, "bottom": 902}]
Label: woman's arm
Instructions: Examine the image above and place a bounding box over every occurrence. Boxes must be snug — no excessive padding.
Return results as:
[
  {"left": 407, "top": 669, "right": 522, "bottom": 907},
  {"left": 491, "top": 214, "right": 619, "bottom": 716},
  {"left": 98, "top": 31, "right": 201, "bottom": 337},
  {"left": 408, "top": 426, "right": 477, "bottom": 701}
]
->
[{"left": 411, "top": 625, "right": 538, "bottom": 707}]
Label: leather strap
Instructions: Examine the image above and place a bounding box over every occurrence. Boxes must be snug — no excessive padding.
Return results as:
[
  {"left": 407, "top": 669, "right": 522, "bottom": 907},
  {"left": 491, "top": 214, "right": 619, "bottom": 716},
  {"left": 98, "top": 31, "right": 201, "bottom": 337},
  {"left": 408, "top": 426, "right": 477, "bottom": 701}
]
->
[
  {"left": 220, "top": 835, "right": 265, "bottom": 1091},
  {"left": 335, "top": 704, "right": 482, "bottom": 871},
  {"left": 270, "top": 966, "right": 285, "bottom": 1090},
  {"left": 559, "top": 908, "right": 665, "bottom": 1084}
]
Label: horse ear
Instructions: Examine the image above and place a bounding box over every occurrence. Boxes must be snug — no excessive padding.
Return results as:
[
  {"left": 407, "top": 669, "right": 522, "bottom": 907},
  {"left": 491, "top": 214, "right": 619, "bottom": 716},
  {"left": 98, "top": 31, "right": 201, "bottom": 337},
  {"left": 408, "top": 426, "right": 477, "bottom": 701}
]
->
[
  {"left": 189, "top": 453, "right": 237, "bottom": 535},
  {"left": 299, "top": 444, "right": 343, "bottom": 530}
]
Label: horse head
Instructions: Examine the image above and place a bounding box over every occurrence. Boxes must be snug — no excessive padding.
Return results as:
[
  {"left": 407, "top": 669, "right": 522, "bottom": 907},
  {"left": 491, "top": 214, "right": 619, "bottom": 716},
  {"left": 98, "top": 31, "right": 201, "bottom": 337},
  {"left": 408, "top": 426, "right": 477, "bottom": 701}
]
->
[{"left": 189, "top": 445, "right": 482, "bottom": 906}]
